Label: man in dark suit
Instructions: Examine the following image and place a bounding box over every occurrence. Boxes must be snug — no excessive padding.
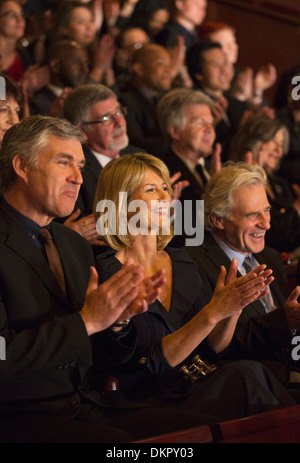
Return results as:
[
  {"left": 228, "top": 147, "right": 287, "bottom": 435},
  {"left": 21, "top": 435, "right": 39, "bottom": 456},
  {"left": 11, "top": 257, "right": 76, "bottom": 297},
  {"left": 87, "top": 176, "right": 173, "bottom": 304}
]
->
[
  {"left": 0, "top": 114, "right": 207, "bottom": 442},
  {"left": 186, "top": 162, "right": 300, "bottom": 385},
  {"left": 157, "top": 87, "right": 221, "bottom": 247},
  {"left": 186, "top": 40, "right": 247, "bottom": 162},
  {"left": 156, "top": 0, "right": 206, "bottom": 49},
  {"left": 29, "top": 40, "right": 89, "bottom": 116},
  {"left": 119, "top": 43, "right": 173, "bottom": 157}
]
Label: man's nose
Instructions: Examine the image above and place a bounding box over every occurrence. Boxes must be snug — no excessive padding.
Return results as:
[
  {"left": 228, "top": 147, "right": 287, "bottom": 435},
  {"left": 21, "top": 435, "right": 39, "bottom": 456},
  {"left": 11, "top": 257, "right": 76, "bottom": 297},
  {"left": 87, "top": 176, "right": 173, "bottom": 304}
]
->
[
  {"left": 70, "top": 165, "right": 83, "bottom": 184},
  {"left": 258, "top": 213, "right": 271, "bottom": 230}
]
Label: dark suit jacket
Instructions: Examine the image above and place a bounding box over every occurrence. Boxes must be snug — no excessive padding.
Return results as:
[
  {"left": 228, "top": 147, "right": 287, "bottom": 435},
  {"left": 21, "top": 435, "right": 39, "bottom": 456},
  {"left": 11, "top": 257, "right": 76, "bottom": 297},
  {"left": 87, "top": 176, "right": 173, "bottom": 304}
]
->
[
  {"left": 156, "top": 21, "right": 199, "bottom": 49},
  {"left": 214, "top": 95, "right": 247, "bottom": 162},
  {"left": 120, "top": 87, "right": 169, "bottom": 157},
  {"left": 29, "top": 86, "right": 57, "bottom": 116},
  {"left": 265, "top": 172, "right": 300, "bottom": 253},
  {"left": 0, "top": 202, "right": 95, "bottom": 409},
  {"left": 162, "top": 148, "right": 205, "bottom": 248},
  {"left": 185, "top": 231, "right": 295, "bottom": 382},
  {"left": 186, "top": 231, "right": 290, "bottom": 318}
]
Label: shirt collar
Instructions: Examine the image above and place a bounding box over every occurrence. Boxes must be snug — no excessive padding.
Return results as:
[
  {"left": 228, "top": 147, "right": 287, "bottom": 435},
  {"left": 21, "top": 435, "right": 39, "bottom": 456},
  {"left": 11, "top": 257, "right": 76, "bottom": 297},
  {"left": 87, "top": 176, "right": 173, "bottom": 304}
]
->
[
  {"left": 212, "top": 232, "right": 250, "bottom": 271},
  {"left": 89, "top": 148, "right": 119, "bottom": 168},
  {"left": 2, "top": 196, "right": 41, "bottom": 231}
]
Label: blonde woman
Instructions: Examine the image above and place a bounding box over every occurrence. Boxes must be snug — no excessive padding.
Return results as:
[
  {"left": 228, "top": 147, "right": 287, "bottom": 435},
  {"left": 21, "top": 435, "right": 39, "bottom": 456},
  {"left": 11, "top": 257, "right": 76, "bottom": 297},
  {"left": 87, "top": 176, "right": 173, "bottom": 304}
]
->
[{"left": 91, "top": 153, "right": 294, "bottom": 421}]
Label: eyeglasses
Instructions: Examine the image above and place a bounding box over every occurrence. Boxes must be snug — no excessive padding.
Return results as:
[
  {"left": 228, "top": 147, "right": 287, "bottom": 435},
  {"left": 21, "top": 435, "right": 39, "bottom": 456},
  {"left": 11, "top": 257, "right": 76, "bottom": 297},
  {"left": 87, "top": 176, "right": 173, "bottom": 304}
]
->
[
  {"left": 82, "top": 107, "right": 127, "bottom": 125},
  {"left": 0, "top": 11, "right": 25, "bottom": 20}
]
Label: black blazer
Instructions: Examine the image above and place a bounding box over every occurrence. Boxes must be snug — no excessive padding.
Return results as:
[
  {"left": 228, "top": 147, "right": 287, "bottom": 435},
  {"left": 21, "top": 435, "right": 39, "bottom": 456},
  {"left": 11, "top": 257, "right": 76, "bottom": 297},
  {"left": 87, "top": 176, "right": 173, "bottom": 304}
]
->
[
  {"left": 186, "top": 231, "right": 290, "bottom": 318},
  {"left": 0, "top": 202, "right": 96, "bottom": 407},
  {"left": 29, "top": 86, "right": 57, "bottom": 116},
  {"left": 185, "top": 231, "right": 294, "bottom": 381},
  {"left": 120, "top": 87, "right": 169, "bottom": 157},
  {"left": 162, "top": 148, "right": 205, "bottom": 248}
]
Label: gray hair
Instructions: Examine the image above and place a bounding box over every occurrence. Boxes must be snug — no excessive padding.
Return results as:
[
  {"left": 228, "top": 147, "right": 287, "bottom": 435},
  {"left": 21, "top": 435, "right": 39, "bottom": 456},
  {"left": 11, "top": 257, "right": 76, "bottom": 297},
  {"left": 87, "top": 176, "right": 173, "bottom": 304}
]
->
[
  {"left": 157, "top": 88, "right": 213, "bottom": 139},
  {"left": 203, "top": 162, "right": 267, "bottom": 231},
  {"left": 0, "top": 115, "right": 86, "bottom": 194},
  {"left": 63, "top": 83, "right": 117, "bottom": 125}
]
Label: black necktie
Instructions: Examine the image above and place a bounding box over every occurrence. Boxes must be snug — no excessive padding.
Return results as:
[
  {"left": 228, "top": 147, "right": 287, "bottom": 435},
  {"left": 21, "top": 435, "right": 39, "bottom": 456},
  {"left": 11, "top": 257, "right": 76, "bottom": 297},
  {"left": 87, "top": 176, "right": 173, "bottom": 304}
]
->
[
  {"left": 195, "top": 164, "right": 208, "bottom": 187},
  {"left": 40, "top": 228, "right": 66, "bottom": 295}
]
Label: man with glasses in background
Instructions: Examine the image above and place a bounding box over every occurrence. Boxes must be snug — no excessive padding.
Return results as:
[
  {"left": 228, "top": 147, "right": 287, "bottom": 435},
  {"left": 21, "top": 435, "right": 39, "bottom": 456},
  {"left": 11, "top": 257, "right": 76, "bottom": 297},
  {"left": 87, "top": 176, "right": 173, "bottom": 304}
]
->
[{"left": 62, "top": 83, "right": 142, "bottom": 252}]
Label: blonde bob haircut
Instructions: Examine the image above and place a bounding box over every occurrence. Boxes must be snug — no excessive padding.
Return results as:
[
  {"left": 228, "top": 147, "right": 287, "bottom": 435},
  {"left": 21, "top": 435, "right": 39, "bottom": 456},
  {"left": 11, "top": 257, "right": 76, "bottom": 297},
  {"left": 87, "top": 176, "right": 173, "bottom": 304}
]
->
[
  {"left": 203, "top": 161, "right": 267, "bottom": 231},
  {"left": 93, "top": 153, "right": 174, "bottom": 250}
]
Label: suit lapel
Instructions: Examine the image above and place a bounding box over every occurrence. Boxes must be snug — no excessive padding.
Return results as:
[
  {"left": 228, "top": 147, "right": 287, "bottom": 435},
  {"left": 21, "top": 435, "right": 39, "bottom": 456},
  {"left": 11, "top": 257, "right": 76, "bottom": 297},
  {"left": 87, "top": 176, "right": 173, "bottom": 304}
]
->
[
  {"left": 83, "top": 145, "right": 103, "bottom": 182},
  {"left": 0, "top": 205, "right": 71, "bottom": 308},
  {"left": 5, "top": 222, "right": 70, "bottom": 307},
  {"left": 164, "top": 150, "right": 204, "bottom": 200}
]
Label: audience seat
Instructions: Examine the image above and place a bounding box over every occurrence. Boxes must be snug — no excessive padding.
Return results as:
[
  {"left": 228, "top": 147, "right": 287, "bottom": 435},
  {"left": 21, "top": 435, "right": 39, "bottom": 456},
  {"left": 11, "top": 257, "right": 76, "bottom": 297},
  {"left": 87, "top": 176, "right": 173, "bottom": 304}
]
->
[
  {"left": 134, "top": 405, "right": 300, "bottom": 443},
  {"left": 133, "top": 425, "right": 214, "bottom": 443},
  {"left": 216, "top": 404, "right": 300, "bottom": 443}
]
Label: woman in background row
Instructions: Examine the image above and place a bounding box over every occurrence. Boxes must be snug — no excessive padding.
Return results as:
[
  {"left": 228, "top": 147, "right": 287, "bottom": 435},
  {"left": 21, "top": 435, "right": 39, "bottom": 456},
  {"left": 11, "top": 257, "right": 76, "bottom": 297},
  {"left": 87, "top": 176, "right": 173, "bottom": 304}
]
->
[
  {"left": 54, "top": 1, "right": 115, "bottom": 86},
  {"left": 0, "top": 74, "right": 22, "bottom": 144},
  {"left": 230, "top": 113, "right": 300, "bottom": 254},
  {"left": 90, "top": 153, "right": 294, "bottom": 423}
]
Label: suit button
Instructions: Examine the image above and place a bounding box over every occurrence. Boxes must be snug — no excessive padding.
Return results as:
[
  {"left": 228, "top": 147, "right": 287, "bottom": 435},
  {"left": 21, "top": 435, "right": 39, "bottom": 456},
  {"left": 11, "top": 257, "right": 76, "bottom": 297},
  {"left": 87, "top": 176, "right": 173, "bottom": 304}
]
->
[
  {"left": 139, "top": 357, "right": 147, "bottom": 364},
  {"left": 57, "top": 364, "right": 63, "bottom": 370}
]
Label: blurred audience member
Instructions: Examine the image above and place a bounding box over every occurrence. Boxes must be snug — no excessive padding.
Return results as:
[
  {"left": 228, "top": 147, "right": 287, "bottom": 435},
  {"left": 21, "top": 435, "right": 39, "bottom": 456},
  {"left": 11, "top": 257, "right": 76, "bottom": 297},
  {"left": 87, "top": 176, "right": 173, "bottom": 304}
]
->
[
  {"left": 0, "top": 74, "right": 22, "bottom": 144},
  {"left": 276, "top": 65, "right": 300, "bottom": 186},
  {"left": 0, "top": 0, "right": 29, "bottom": 81},
  {"left": 129, "top": 0, "right": 170, "bottom": 40},
  {"left": 157, "top": 87, "right": 221, "bottom": 247},
  {"left": 113, "top": 26, "right": 150, "bottom": 92},
  {"left": 230, "top": 113, "right": 300, "bottom": 254},
  {"left": 187, "top": 40, "right": 246, "bottom": 161},
  {"left": 29, "top": 40, "right": 89, "bottom": 116},
  {"left": 120, "top": 43, "right": 173, "bottom": 156},
  {"left": 156, "top": 0, "right": 207, "bottom": 49},
  {"left": 54, "top": 1, "right": 115, "bottom": 86},
  {"left": 198, "top": 21, "right": 277, "bottom": 110}
]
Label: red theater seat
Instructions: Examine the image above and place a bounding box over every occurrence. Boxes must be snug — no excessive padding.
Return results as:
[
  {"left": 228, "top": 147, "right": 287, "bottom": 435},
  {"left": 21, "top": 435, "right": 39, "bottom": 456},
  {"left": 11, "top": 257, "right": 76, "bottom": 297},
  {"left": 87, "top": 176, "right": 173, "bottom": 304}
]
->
[{"left": 134, "top": 405, "right": 300, "bottom": 443}]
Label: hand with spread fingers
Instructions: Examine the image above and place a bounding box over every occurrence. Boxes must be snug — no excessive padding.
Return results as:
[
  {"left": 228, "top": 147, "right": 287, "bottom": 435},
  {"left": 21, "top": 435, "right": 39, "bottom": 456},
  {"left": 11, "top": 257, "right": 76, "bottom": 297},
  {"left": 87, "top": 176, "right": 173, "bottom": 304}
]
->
[
  {"left": 169, "top": 171, "right": 189, "bottom": 201},
  {"left": 208, "top": 259, "right": 274, "bottom": 321},
  {"left": 80, "top": 261, "right": 166, "bottom": 336},
  {"left": 284, "top": 286, "right": 300, "bottom": 331}
]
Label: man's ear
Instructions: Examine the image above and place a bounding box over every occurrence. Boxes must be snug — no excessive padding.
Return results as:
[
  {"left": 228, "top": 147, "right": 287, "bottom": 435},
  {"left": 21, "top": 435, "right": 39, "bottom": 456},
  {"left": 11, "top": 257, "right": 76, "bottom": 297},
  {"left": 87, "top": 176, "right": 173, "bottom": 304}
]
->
[
  {"left": 175, "top": 0, "right": 184, "bottom": 13},
  {"left": 131, "top": 62, "right": 145, "bottom": 78},
  {"left": 49, "top": 58, "right": 60, "bottom": 74},
  {"left": 210, "top": 212, "right": 225, "bottom": 230},
  {"left": 167, "top": 125, "right": 180, "bottom": 141},
  {"left": 194, "top": 72, "right": 203, "bottom": 83},
  {"left": 12, "top": 155, "right": 30, "bottom": 183}
]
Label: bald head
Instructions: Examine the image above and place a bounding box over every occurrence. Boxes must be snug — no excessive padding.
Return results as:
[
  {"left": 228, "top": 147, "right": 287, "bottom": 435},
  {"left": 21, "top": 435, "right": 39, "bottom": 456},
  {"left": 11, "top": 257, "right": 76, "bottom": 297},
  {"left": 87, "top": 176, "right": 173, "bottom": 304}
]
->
[
  {"left": 47, "top": 40, "right": 89, "bottom": 88},
  {"left": 131, "top": 43, "right": 173, "bottom": 93}
]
